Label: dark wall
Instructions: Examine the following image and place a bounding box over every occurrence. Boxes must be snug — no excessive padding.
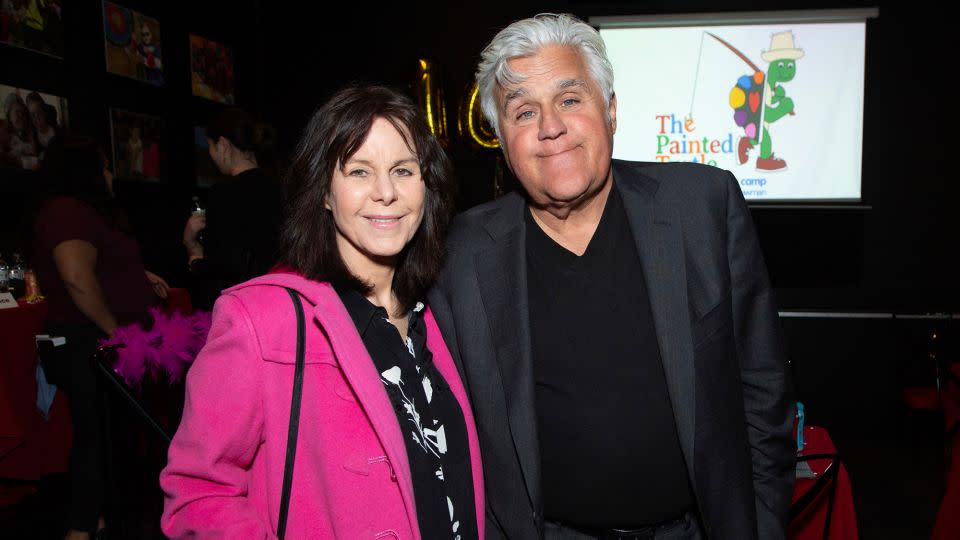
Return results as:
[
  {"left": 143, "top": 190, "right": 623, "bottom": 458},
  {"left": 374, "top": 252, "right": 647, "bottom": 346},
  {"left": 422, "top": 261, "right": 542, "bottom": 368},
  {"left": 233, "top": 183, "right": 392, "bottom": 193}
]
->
[
  {"left": 0, "top": 0, "right": 262, "bottom": 283},
  {"left": 1, "top": 1, "right": 954, "bottom": 313}
]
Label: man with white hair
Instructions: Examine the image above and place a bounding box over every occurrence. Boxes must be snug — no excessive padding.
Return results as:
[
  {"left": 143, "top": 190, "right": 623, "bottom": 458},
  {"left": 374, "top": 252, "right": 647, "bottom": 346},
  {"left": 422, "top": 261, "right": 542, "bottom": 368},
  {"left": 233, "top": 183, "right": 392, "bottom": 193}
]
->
[{"left": 428, "top": 13, "right": 795, "bottom": 540}]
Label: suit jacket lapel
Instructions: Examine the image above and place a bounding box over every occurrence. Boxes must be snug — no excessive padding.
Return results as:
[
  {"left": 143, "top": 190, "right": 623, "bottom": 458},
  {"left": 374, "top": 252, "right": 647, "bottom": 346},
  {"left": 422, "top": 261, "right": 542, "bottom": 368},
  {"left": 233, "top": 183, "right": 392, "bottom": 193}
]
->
[
  {"left": 616, "top": 164, "right": 697, "bottom": 487},
  {"left": 474, "top": 194, "right": 541, "bottom": 511},
  {"left": 426, "top": 285, "right": 464, "bottom": 382}
]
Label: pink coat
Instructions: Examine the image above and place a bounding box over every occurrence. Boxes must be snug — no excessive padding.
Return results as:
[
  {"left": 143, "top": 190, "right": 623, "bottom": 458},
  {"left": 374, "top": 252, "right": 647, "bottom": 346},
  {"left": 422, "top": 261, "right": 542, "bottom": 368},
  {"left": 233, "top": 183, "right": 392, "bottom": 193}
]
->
[{"left": 160, "top": 272, "right": 484, "bottom": 539}]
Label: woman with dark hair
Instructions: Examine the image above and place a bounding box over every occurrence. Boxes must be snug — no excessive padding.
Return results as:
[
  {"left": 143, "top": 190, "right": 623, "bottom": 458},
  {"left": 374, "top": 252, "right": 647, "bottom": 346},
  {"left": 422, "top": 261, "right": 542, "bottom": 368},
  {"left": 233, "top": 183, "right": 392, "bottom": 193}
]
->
[
  {"left": 182, "top": 107, "right": 281, "bottom": 309},
  {"left": 161, "top": 85, "right": 483, "bottom": 539},
  {"left": 31, "top": 135, "right": 169, "bottom": 540}
]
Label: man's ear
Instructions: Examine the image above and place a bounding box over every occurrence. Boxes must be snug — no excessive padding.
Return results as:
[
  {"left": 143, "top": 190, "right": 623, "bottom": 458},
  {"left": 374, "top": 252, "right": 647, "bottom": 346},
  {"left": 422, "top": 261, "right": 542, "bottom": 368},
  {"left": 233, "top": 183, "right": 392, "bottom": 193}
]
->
[{"left": 608, "top": 93, "right": 618, "bottom": 134}]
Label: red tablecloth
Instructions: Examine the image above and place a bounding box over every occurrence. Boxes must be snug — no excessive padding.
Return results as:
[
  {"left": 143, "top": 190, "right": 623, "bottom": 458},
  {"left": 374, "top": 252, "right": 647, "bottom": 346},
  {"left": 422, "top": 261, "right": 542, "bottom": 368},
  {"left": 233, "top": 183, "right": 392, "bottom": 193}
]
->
[
  {"left": 932, "top": 365, "right": 960, "bottom": 540},
  {"left": 0, "top": 300, "right": 73, "bottom": 504},
  {"left": 788, "top": 425, "right": 858, "bottom": 540},
  {"left": 1, "top": 288, "right": 193, "bottom": 506}
]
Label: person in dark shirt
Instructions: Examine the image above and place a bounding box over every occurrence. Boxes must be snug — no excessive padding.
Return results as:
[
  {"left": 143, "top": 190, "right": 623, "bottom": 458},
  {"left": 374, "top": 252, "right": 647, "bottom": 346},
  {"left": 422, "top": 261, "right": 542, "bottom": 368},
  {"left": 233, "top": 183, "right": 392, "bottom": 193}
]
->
[
  {"left": 429, "top": 13, "right": 795, "bottom": 540},
  {"left": 182, "top": 108, "right": 281, "bottom": 309},
  {"left": 31, "top": 135, "right": 168, "bottom": 540}
]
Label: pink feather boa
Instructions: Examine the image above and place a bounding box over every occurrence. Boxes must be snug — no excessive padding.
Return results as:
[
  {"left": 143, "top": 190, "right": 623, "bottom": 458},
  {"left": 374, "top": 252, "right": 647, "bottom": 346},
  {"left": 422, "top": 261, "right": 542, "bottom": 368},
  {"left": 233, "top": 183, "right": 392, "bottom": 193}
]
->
[{"left": 100, "top": 307, "right": 212, "bottom": 387}]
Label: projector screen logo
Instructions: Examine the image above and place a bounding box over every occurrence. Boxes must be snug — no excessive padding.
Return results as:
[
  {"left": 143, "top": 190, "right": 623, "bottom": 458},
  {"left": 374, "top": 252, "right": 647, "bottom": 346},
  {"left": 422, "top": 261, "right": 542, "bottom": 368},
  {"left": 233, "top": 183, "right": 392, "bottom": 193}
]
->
[
  {"left": 719, "top": 31, "right": 804, "bottom": 171},
  {"left": 603, "top": 20, "right": 864, "bottom": 200}
]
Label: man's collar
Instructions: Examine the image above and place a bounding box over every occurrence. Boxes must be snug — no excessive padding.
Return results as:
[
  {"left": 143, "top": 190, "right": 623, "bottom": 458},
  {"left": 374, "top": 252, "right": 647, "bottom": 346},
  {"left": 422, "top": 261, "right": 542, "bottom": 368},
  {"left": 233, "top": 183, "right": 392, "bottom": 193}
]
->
[{"left": 480, "top": 191, "right": 527, "bottom": 242}]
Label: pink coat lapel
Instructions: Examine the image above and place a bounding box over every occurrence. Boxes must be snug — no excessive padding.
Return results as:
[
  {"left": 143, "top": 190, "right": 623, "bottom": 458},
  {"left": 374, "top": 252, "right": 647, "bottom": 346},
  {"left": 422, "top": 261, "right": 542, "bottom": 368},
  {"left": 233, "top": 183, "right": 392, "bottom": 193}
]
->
[{"left": 310, "top": 287, "right": 421, "bottom": 538}]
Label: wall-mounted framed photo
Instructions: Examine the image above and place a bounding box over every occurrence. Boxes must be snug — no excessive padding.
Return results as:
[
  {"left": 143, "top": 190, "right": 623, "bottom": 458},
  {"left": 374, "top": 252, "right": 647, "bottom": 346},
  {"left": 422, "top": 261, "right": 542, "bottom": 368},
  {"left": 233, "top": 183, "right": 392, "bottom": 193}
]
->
[
  {"left": 0, "top": 0, "right": 65, "bottom": 58},
  {"left": 1, "top": 83, "right": 67, "bottom": 171},
  {"left": 190, "top": 34, "right": 234, "bottom": 104},
  {"left": 109, "top": 107, "right": 164, "bottom": 182},
  {"left": 103, "top": 2, "right": 164, "bottom": 86}
]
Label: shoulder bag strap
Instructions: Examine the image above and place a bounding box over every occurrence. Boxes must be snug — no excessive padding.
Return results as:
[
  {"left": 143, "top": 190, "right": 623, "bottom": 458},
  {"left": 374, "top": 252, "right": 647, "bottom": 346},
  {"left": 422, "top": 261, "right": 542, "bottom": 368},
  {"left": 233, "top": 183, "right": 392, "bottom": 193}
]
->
[{"left": 277, "top": 287, "right": 306, "bottom": 540}]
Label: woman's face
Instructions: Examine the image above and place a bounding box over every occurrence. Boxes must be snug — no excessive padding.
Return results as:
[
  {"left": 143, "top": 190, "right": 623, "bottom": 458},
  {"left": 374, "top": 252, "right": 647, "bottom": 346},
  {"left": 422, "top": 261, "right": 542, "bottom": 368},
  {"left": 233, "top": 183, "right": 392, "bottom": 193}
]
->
[
  {"left": 325, "top": 117, "right": 426, "bottom": 274},
  {"left": 8, "top": 102, "right": 30, "bottom": 131}
]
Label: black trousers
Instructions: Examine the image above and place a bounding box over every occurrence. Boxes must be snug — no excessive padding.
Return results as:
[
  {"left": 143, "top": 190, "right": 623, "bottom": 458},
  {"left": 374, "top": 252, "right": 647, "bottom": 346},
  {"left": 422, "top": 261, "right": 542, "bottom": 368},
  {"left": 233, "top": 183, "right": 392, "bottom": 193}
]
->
[{"left": 43, "top": 324, "right": 106, "bottom": 533}]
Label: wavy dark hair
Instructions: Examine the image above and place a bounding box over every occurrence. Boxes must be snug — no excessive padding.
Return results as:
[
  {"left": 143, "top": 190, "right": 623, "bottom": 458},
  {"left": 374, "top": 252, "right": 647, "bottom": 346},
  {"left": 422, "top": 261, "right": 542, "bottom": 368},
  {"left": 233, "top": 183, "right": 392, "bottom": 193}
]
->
[
  {"left": 280, "top": 84, "right": 455, "bottom": 314},
  {"left": 206, "top": 107, "right": 258, "bottom": 152},
  {"left": 206, "top": 107, "right": 276, "bottom": 171},
  {"left": 38, "top": 135, "right": 130, "bottom": 233}
]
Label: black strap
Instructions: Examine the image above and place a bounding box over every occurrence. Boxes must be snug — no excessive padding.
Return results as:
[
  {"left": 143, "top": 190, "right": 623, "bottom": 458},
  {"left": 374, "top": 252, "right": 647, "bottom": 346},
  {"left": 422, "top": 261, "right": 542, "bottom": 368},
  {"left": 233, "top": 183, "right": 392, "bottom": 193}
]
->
[
  {"left": 91, "top": 345, "right": 172, "bottom": 444},
  {"left": 277, "top": 287, "right": 306, "bottom": 540}
]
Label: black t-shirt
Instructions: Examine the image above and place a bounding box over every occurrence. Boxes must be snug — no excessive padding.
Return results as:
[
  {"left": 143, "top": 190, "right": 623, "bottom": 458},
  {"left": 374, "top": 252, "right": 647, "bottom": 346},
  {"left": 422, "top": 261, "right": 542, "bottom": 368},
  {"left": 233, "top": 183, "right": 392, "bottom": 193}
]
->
[
  {"left": 337, "top": 288, "right": 478, "bottom": 540},
  {"left": 525, "top": 183, "right": 694, "bottom": 528},
  {"left": 190, "top": 167, "right": 281, "bottom": 309}
]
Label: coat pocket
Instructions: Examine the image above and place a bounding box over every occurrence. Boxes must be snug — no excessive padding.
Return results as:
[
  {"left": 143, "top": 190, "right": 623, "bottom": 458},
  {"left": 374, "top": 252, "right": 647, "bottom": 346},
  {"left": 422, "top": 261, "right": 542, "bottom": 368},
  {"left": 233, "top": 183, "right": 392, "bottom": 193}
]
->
[
  {"left": 262, "top": 348, "right": 358, "bottom": 402},
  {"left": 691, "top": 295, "right": 732, "bottom": 348}
]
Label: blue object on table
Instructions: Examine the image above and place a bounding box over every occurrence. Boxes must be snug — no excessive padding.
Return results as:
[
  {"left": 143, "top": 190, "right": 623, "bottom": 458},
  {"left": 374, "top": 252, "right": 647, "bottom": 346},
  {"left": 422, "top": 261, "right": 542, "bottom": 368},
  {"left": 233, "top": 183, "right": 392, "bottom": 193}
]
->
[
  {"left": 35, "top": 362, "right": 57, "bottom": 420},
  {"left": 796, "top": 401, "right": 805, "bottom": 451}
]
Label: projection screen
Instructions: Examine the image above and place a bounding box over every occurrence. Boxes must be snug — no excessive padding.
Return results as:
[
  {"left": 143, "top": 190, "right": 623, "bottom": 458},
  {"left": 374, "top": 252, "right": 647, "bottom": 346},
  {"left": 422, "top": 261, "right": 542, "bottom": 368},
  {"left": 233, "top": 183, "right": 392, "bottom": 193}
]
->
[{"left": 592, "top": 9, "right": 877, "bottom": 202}]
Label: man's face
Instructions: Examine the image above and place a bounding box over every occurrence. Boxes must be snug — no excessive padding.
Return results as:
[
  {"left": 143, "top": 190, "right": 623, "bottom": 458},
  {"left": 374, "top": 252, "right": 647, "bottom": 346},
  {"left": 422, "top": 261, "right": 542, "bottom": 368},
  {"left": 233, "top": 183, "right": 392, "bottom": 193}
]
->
[{"left": 496, "top": 45, "right": 617, "bottom": 211}]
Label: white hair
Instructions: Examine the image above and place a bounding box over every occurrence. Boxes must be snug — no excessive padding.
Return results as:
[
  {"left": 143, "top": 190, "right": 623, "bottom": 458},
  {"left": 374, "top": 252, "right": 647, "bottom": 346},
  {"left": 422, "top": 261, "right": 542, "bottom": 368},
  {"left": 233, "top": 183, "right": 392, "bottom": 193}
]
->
[{"left": 476, "top": 13, "right": 615, "bottom": 138}]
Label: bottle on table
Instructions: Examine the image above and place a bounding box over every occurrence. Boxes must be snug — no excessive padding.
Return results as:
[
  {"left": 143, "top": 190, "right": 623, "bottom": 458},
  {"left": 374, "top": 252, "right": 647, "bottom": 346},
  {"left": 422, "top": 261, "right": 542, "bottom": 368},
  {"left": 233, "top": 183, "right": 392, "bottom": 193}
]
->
[
  {"left": 0, "top": 252, "right": 9, "bottom": 292},
  {"left": 9, "top": 253, "right": 26, "bottom": 298},
  {"left": 191, "top": 195, "right": 206, "bottom": 246},
  {"left": 24, "top": 269, "right": 44, "bottom": 303}
]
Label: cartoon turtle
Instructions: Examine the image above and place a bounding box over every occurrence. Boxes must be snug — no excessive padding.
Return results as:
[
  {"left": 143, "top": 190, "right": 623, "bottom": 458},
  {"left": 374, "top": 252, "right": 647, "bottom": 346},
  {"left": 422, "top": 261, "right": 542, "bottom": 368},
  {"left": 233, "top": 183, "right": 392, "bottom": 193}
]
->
[{"left": 731, "top": 31, "right": 803, "bottom": 171}]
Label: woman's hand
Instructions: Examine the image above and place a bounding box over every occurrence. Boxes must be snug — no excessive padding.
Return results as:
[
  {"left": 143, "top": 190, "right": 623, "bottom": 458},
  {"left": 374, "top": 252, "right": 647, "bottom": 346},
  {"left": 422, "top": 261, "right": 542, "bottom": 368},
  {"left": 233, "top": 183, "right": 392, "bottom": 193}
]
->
[
  {"left": 145, "top": 270, "right": 170, "bottom": 299},
  {"left": 183, "top": 213, "right": 206, "bottom": 258}
]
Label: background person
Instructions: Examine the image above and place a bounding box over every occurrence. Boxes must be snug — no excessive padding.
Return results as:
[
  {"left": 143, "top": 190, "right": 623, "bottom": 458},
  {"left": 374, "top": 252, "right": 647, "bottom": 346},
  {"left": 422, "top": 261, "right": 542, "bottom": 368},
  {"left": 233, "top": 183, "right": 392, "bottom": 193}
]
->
[
  {"left": 30, "top": 135, "right": 168, "bottom": 540},
  {"left": 181, "top": 107, "right": 282, "bottom": 309}
]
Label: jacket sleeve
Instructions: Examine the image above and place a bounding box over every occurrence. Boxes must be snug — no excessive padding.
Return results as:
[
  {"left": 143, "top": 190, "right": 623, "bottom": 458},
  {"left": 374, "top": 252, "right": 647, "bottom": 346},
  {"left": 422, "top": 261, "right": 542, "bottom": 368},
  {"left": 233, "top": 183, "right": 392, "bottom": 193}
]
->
[
  {"left": 723, "top": 172, "right": 797, "bottom": 538},
  {"left": 160, "top": 293, "right": 273, "bottom": 539}
]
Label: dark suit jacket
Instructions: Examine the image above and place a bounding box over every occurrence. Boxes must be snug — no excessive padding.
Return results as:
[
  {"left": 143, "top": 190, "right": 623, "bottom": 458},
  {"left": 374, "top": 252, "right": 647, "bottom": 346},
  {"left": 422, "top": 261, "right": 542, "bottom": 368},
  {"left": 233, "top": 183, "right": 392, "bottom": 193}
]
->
[{"left": 428, "top": 160, "right": 796, "bottom": 540}]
